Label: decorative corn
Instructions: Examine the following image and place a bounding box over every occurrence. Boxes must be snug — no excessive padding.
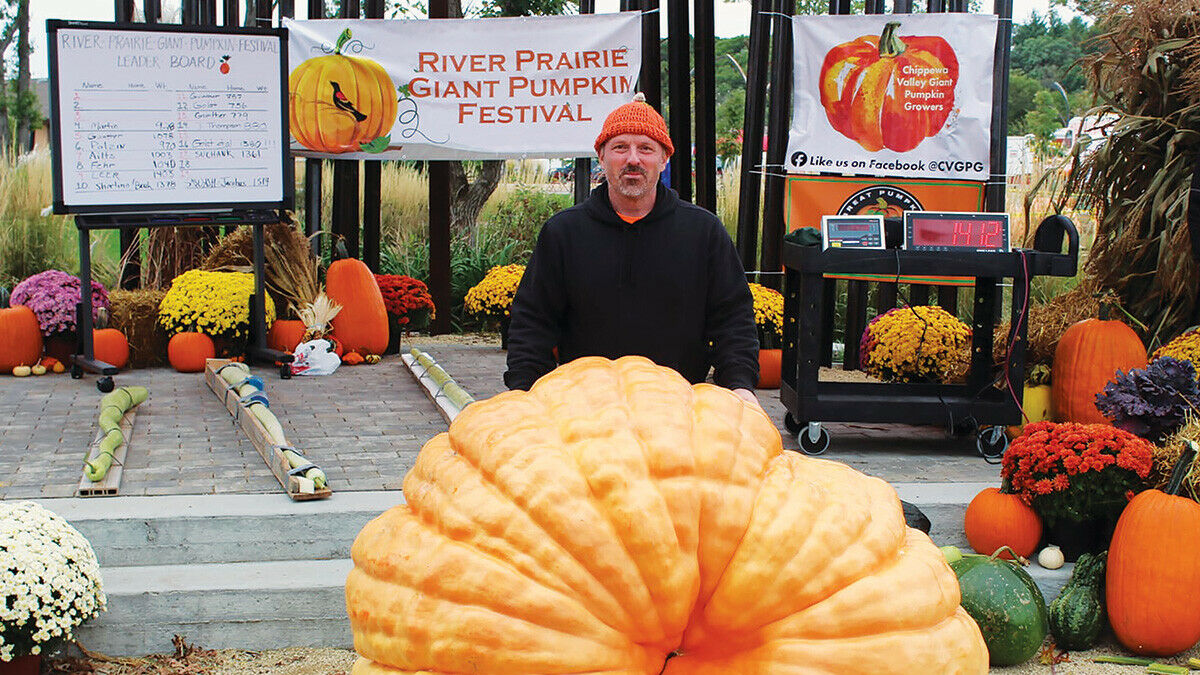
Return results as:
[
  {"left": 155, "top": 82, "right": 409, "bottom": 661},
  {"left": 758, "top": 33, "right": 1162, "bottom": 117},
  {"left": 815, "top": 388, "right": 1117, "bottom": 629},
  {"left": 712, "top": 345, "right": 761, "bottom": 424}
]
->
[{"left": 86, "top": 386, "right": 148, "bottom": 482}]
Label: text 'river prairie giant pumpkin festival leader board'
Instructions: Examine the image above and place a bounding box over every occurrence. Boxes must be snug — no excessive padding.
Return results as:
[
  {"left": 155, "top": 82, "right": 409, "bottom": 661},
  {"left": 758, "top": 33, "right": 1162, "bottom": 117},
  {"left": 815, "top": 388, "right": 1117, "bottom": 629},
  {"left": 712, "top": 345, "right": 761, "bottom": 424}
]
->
[{"left": 47, "top": 21, "right": 291, "bottom": 214}]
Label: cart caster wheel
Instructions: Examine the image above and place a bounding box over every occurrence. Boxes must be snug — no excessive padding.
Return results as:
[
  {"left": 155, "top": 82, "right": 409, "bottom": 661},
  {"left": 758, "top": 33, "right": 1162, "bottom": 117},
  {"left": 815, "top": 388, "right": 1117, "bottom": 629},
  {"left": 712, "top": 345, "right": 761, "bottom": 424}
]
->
[
  {"left": 71, "top": 364, "right": 83, "bottom": 379},
  {"left": 799, "top": 424, "right": 831, "bottom": 456},
  {"left": 784, "top": 413, "right": 803, "bottom": 434},
  {"left": 97, "top": 376, "right": 114, "bottom": 393},
  {"left": 977, "top": 426, "right": 1008, "bottom": 461}
]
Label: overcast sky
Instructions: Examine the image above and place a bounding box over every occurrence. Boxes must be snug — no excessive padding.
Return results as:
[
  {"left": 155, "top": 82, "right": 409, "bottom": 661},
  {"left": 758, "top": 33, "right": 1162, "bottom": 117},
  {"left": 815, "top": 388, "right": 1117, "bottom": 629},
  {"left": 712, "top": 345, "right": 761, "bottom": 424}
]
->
[{"left": 33, "top": 0, "right": 1079, "bottom": 79}]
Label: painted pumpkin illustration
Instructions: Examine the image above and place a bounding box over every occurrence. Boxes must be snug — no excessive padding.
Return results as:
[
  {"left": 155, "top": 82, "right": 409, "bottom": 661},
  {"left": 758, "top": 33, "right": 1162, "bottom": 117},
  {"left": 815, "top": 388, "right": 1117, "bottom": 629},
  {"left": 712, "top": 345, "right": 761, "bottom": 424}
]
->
[
  {"left": 289, "top": 28, "right": 397, "bottom": 153},
  {"left": 820, "top": 21, "right": 959, "bottom": 153},
  {"left": 858, "top": 197, "right": 905, "bottom": 218}
]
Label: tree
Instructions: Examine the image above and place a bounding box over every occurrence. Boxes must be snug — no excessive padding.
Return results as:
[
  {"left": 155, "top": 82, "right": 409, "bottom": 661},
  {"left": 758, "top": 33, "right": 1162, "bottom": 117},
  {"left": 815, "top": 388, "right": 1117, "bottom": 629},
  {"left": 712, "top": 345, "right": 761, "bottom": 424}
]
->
[{"left": 1007, "top": 69, "right": 1041, "bottom": 134}]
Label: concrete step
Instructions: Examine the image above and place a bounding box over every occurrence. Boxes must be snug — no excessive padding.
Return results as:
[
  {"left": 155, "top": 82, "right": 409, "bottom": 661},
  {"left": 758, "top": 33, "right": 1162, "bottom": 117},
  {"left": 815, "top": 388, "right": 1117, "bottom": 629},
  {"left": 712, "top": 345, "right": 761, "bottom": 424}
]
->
[
  {"left": 74, "top": 558, "right": 355, "bottom": 656},
  {"left": 35, "top": 491, "right": 405, "bottom": 567},
  {"left": 893, "top": 481, "right": 994, "bottom": 550}
]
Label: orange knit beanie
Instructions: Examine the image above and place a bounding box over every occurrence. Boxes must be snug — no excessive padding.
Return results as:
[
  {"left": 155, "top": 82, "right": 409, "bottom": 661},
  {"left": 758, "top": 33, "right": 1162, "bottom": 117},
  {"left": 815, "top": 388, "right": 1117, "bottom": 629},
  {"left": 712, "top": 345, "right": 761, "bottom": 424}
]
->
[{"left": 594, "top": 92, "right": 675, "bottom": 157}]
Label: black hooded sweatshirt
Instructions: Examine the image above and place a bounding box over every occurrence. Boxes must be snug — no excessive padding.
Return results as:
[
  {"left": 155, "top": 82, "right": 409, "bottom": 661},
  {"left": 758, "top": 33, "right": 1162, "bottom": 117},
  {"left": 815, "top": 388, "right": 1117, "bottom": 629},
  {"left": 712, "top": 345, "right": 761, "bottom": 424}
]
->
[{"left": 503, "top": 181, "right": 759, "bottom": 391}]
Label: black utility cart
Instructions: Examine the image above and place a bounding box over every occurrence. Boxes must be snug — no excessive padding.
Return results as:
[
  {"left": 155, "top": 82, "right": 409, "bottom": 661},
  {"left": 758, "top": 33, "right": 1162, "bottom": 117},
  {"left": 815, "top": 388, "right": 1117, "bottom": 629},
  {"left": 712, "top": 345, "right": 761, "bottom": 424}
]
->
[{"left": 780, "top": 215, "right": 1079, "bottom": 457}]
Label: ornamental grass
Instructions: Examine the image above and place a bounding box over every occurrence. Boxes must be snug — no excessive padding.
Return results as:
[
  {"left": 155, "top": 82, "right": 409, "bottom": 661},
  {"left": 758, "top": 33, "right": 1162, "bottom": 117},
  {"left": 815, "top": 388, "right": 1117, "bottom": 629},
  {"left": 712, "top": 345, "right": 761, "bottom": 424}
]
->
[
  {"left": 464, "top": 264, "right": 524, "bottom": 324},
  {"left": 108, "top": 289, "right": 168, "bottom": 368},
  {"left": 859, "top": 305, "right": 971, "bottom": 383}
]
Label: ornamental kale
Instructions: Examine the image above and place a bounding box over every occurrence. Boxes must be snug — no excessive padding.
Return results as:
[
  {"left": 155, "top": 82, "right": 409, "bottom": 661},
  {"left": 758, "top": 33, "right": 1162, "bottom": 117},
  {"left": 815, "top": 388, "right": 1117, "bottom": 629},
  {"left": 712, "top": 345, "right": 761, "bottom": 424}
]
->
[
  {"left": 10, "top": 270, "right": 109, "bottom": 337},
  {"left": 1095, "top": 356, "right": 1200, "bottom": 442}
]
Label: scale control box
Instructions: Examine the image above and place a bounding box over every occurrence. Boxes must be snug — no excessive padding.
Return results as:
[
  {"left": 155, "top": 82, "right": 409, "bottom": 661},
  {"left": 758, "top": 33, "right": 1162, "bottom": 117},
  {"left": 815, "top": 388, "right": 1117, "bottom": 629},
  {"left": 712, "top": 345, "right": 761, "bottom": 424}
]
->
[{"left": 821, "top": 215, "right": 885, "bottom": 250}]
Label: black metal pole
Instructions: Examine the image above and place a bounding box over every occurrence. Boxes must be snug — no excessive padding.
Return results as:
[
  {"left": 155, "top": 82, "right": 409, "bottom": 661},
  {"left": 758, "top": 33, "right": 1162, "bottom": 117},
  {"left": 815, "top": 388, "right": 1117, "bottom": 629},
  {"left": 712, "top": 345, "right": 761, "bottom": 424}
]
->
[
  {"left": 362, "top": 0, "right": 385, "bottom": 272},
  {"left": 864, "top": 0, "right": 884, "bottom": 13},
  {"left": 759, "top": 0, "right": 791, "bottom": 289},
  {"left": 735, "top": 0, "right": 771, "bottom": 273},
  {"left": 666, "top": 0, "right": 691, "bottom": 201},
  {"left": 429, "top": 0, "right": 452, "bottom": 334},
  {"left": 693, "top": 0, "right": 716, "bottom": 213},
  {"left": 116, "top": 0, "right": 144, "bottom": 289},
  {"left": 893, "top": 0, "right": 912, "bottom": 12},
  {"left": 641, "top": 0, "right": 661, "bottom": 112},
  {"left": 332, "top": 0, "right": 362, "bottom": 258},
  {"left": 305, "top": 0, "right": 323, "bottom": 256},
  {"left": 142, "top": 0, "right": 160, "bottom": 22},
  {"left": 986, "top": 0, "right": 1013, "bottom": 213},
  {"left": 223, "top": 0, "right": 238, "bottom": 24},
  {"left": 574, "top": 0, "right": 599, "bottom": 205},
  {"left": 927, "top": 0, "right": 946, "bottom": 13},
  {"left": 828, "top": 0, "right": 850, "bottom": 13}
]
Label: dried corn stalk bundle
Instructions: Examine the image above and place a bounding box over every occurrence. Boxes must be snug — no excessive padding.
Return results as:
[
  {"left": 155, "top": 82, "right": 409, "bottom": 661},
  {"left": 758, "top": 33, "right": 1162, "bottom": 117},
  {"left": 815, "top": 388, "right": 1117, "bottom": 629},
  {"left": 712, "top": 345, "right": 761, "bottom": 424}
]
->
[
  {"left": 108, "top": 289, "right": 168, "bottom": 368},
  {"left": 201, "top": 217, "right": 319, "bottom": 320},
  {"left": 1043, "top": 0, "right": 1200, "bottom": 344}
]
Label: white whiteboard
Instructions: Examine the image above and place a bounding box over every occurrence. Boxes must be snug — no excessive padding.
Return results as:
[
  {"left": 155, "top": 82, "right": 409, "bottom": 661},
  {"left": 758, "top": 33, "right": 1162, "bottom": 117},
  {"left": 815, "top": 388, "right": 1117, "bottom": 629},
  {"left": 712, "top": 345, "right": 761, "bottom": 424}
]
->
[{"left": 49, "top": 21, "right": 291, "bottom": 214}]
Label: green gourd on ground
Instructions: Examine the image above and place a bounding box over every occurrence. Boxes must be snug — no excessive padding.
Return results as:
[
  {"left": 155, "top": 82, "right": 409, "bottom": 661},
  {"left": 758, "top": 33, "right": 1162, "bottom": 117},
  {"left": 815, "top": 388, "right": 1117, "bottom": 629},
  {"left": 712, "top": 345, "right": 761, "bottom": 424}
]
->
[
  {"left": 86, "top": 386, "right": 149, "bottom": 481},
  {"left": 217, "top": 362, "right": 327, "bottom": 490},
  {"left": 1049, "top": 551, "right": 1107, "bottom": 650},
  {"left": 946, "top": 545, "right": 1049, "bottom": 666}
]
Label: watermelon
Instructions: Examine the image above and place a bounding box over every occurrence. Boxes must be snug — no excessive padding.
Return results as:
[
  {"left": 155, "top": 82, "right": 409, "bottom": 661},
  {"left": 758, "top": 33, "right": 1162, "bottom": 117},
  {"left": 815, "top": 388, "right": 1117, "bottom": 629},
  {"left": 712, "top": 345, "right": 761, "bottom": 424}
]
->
[{"left": 949, "top": 548, "right": 1049, "bottom": 666}]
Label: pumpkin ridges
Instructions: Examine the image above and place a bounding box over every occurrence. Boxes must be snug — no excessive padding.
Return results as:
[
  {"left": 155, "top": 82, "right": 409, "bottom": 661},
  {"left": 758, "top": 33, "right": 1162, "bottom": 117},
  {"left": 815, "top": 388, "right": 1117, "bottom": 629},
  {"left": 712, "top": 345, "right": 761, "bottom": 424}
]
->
[
  {"left": 0, "top": 305, "right": 43, "bottom": 371},
  {"left": 326, "top": 256, "right": 389, "bottom": 355},
  {"left": 963, "top": 487, "right": 1042, "bottom": 559},
  {"left": 1052, "top": 318, "right": 1147, "bottom": 423}
]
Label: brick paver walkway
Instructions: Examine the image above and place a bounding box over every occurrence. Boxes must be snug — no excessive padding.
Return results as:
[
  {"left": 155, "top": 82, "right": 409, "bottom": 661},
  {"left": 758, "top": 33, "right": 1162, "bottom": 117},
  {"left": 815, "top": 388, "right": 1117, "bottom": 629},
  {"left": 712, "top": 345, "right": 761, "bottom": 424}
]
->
[{"left": 0, "top": 337, "right": 1002, "bottom": 500}]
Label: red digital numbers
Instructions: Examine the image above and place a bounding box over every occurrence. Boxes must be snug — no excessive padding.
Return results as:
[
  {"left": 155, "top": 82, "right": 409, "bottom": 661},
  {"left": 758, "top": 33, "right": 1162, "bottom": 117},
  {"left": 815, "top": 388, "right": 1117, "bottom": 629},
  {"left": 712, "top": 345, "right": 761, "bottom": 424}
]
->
[
  {"left": 913, "top": 217, "right": 1006, "bottom": 250},
  {"left": 981, "top": 220, "right": 1002, "bottom": 248}
]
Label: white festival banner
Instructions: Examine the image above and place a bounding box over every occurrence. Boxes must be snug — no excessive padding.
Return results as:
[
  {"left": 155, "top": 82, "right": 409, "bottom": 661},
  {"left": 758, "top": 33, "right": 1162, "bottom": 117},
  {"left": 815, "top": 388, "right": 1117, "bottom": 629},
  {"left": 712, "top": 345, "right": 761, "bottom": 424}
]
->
[
  {"left": 284, "top": 14, "right": 641, "bottom": 160},
  {"left": 785, "top": 13, "right": 997, "bottom": 181}
]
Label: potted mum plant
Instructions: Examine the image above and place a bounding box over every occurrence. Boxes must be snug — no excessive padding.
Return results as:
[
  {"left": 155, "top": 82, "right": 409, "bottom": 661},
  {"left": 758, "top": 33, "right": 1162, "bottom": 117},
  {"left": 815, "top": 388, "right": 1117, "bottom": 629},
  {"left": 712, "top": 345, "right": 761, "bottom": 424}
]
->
[
  {"left": 749, "top": 282, "right": 784, "bottom": 388},
  {"left": 1, "top": 502, "right": 106, "bottom": 674},
  {"left": 375, "top": 274, "right": 436, "bottom": 354},
  {"left": 10, "top": 270, "right": 110, "bottom": 362},
  {"left": 464, "top": 264, "right": 525, "bottom": 349},
  {"left": 1001, "top": 421, "right": 1155, "bottom": 560},
  {"left": 859, "top": 305, "right": 972, "bottom": 383}
]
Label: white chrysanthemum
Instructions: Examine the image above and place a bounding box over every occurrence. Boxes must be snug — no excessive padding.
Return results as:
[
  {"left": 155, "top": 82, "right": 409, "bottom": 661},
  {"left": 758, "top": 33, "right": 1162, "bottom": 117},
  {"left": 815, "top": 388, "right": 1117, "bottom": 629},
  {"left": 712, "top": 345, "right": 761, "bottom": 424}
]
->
[{"left": 0, "top": 502, "right": 106, "bottom": 663}]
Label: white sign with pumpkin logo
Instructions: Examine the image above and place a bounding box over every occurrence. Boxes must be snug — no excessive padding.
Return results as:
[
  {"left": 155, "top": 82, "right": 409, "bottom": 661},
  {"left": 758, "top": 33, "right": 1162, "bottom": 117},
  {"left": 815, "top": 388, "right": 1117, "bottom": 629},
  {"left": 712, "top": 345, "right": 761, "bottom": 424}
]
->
[
  {"left": 284, "top": 14, "right": 641, "bottom": 160},
  {"left": 786, "top": 13, "right": 997, "bottom": 181}
]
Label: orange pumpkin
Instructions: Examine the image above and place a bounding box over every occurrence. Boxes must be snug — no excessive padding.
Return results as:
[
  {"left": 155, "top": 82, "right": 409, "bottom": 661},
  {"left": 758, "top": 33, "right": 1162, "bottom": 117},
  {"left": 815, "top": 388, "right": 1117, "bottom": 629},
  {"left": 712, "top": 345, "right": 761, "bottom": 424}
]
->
[
  {"left": 288, "top": 28, "right": 397, "bottom": 154},
  {"left": 93, "top": 328, "right": 129, "bottom": 369},
  {"left": 1107, "top": 447, "right": 1200, "bottom": 656},
  {"left": 345, "top": 356, "right": 989, "bottom": 673},
  {"left": 756, "top": 348, "right": 782, "bottom": 388},
  {"left": 963, "top": 487, "right": 1042, "bottom": 560},
  {"left": 819, "top": 21, "right": 959, "bottom": 153},
  {"left": 0, "top": 305, "right": 43, "bottom": 371},
  {"left": 1052, "top": 318, "right": 1147, "bottom": 424},
  {"left": 326, "top": 249, "right": 389, "bottom": 357},
  {"left": 167, "top": 332, "right": 216, "bottom": 373},
  {"left": 267, "top": 319, "right": 306, "bottom": 353}
]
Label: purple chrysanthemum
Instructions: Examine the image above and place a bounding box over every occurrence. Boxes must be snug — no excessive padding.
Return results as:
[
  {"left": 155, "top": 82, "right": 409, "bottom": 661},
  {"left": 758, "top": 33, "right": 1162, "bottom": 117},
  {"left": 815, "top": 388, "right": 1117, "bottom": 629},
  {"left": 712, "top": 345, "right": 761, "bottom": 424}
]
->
[{"left": 10, "top": 270, "right": 109, "bottom": 337}]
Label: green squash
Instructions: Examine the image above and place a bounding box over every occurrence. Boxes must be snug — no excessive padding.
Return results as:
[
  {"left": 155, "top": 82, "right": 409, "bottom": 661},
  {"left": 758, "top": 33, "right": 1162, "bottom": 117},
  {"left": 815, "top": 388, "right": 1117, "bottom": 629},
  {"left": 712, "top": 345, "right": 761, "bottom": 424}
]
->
[
  {"left": 1049, "top": 551, "right": 1107, "bottom": 650},
  {"left": 949, "top": 547, "right": 1049, "bottom": 666}
]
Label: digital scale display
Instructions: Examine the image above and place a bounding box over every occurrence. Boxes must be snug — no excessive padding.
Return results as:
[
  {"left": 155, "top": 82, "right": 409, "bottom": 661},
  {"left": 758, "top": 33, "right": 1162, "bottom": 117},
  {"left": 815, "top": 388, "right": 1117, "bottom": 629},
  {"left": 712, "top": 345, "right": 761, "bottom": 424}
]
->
[
  {"left": 903, "top": 211, "right": 1011, "bottom": 253},
  {"left": 821, "top": 215, "right": 884, "bottom": 250}
]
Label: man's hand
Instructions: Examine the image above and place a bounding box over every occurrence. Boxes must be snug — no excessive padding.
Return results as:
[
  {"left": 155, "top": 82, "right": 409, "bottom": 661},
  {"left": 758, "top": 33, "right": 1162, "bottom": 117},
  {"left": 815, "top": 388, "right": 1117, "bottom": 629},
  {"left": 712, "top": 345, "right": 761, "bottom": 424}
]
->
[{"left": 732, "top": 388, "right": 762, "bottom": 411}]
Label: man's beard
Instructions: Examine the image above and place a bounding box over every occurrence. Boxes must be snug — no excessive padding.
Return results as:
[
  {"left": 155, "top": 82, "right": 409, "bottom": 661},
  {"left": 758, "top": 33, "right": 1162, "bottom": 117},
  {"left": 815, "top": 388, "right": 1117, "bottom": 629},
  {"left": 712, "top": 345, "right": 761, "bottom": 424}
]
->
[{"left": 612, "top": 167, "right": 653, "bottom": 199}]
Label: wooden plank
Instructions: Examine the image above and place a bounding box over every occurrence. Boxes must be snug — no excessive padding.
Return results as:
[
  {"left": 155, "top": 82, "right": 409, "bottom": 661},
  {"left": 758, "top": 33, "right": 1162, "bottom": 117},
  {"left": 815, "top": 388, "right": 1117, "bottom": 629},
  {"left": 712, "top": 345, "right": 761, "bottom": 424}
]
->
[
  {"left": 203, "top": 359, "right": 331, "bottom": 501},
  {"left": 77, "top": 408, "right": 136, "bottom": 497}
]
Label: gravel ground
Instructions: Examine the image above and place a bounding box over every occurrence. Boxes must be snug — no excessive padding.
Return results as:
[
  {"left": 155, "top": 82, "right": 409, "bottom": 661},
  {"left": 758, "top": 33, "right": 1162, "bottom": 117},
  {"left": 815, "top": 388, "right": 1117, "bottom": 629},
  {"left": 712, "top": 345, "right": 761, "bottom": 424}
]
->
[{"left": 44, "top": 638, "right": 1200, "bottom": 674}]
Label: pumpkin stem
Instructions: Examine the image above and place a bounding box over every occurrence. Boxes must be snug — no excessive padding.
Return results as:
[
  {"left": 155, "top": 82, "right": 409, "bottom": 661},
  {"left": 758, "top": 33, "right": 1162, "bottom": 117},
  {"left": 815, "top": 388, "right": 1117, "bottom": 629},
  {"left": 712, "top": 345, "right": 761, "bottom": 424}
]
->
[
  {"left": 333, "top": 240, "right": 352, "bottom": 262},
  {"left": 1165, "top": 440, "right": 1198, "bottom": 496},
  {"left": 989, "top": 545, "right": 1028, "bottom": 565},
  {"left": 335, "top": 28, "right": 352, "bottom": 55},
  {"left": 878, "top": 22, "right": 907, "bottom": 58}
]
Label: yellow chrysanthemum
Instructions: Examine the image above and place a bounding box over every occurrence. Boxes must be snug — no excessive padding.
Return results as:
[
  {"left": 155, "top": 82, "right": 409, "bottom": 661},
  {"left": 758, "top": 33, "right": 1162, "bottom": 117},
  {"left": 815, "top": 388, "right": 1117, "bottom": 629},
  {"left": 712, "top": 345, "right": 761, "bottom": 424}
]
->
[
  {"left": 157, "top": 269, "right": 276, "bottom": 340},
  {"left": 1152, "top": 328, "right": 1200, "bottom": 379},
  {"left": 748, "top": 282, "right": 784, "bottom": 347},
  {"left": 465, "top": 264, "right": 525, "bottom": 321},
  {"left": 860, "top": 305, "right": 970, "bottom": 383}
]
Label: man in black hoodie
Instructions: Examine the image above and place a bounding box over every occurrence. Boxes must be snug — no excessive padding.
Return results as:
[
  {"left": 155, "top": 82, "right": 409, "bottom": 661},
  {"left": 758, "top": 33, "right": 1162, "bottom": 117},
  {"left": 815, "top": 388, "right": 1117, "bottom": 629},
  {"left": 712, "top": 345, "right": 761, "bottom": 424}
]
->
[{"left": 503, "top": 94, "right": 760, "bottom": 404}]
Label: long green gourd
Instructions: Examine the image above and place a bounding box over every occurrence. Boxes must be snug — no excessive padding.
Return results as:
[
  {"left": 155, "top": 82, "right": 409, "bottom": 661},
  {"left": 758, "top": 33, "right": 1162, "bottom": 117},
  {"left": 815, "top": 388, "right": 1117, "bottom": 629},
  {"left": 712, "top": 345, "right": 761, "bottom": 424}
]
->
[
  {"left": 217, "top": 363, "right": 327, "bottom": 490},
  {"left": 410, "top": 348, "right": 475, "bottom": 410},
  {"left": 86, "top": 386, "right": 149, "bottom": 482}
]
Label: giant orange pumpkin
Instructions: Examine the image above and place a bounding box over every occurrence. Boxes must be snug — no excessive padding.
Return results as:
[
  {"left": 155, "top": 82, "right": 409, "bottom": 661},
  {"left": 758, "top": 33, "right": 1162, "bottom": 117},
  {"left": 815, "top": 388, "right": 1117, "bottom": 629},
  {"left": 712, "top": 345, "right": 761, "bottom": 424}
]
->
[
  {"left": 1052, "top": 318, "right": 1147, "bottom": 424},
  {"left": 288, "top": 29, "right": 397, "bottom": 154},
  {"left": 963, "top": 487, "right": 1042, "bottom": 560},
  {"left": 326, "top": 250, "right": 389, "bottom": 357},
  {"left": 1107, "top": 446, "right": 1200, "bottom": 656},
  {"left": 0, "top": 305, "right": 43, "bottom": 371},
  {"left": 819, "top": 21, "right": 959, "bottom": 153},
  {"left": 345, "top": 356, "right": 989, "bottom": 673}
]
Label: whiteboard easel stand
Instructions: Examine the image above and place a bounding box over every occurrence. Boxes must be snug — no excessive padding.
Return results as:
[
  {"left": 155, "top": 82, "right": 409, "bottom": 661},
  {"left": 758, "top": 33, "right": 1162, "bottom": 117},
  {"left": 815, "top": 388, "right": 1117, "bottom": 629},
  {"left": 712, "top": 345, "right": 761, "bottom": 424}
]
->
[{"left": 71, "top": 211, "right": 293, "bottom": 392}]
